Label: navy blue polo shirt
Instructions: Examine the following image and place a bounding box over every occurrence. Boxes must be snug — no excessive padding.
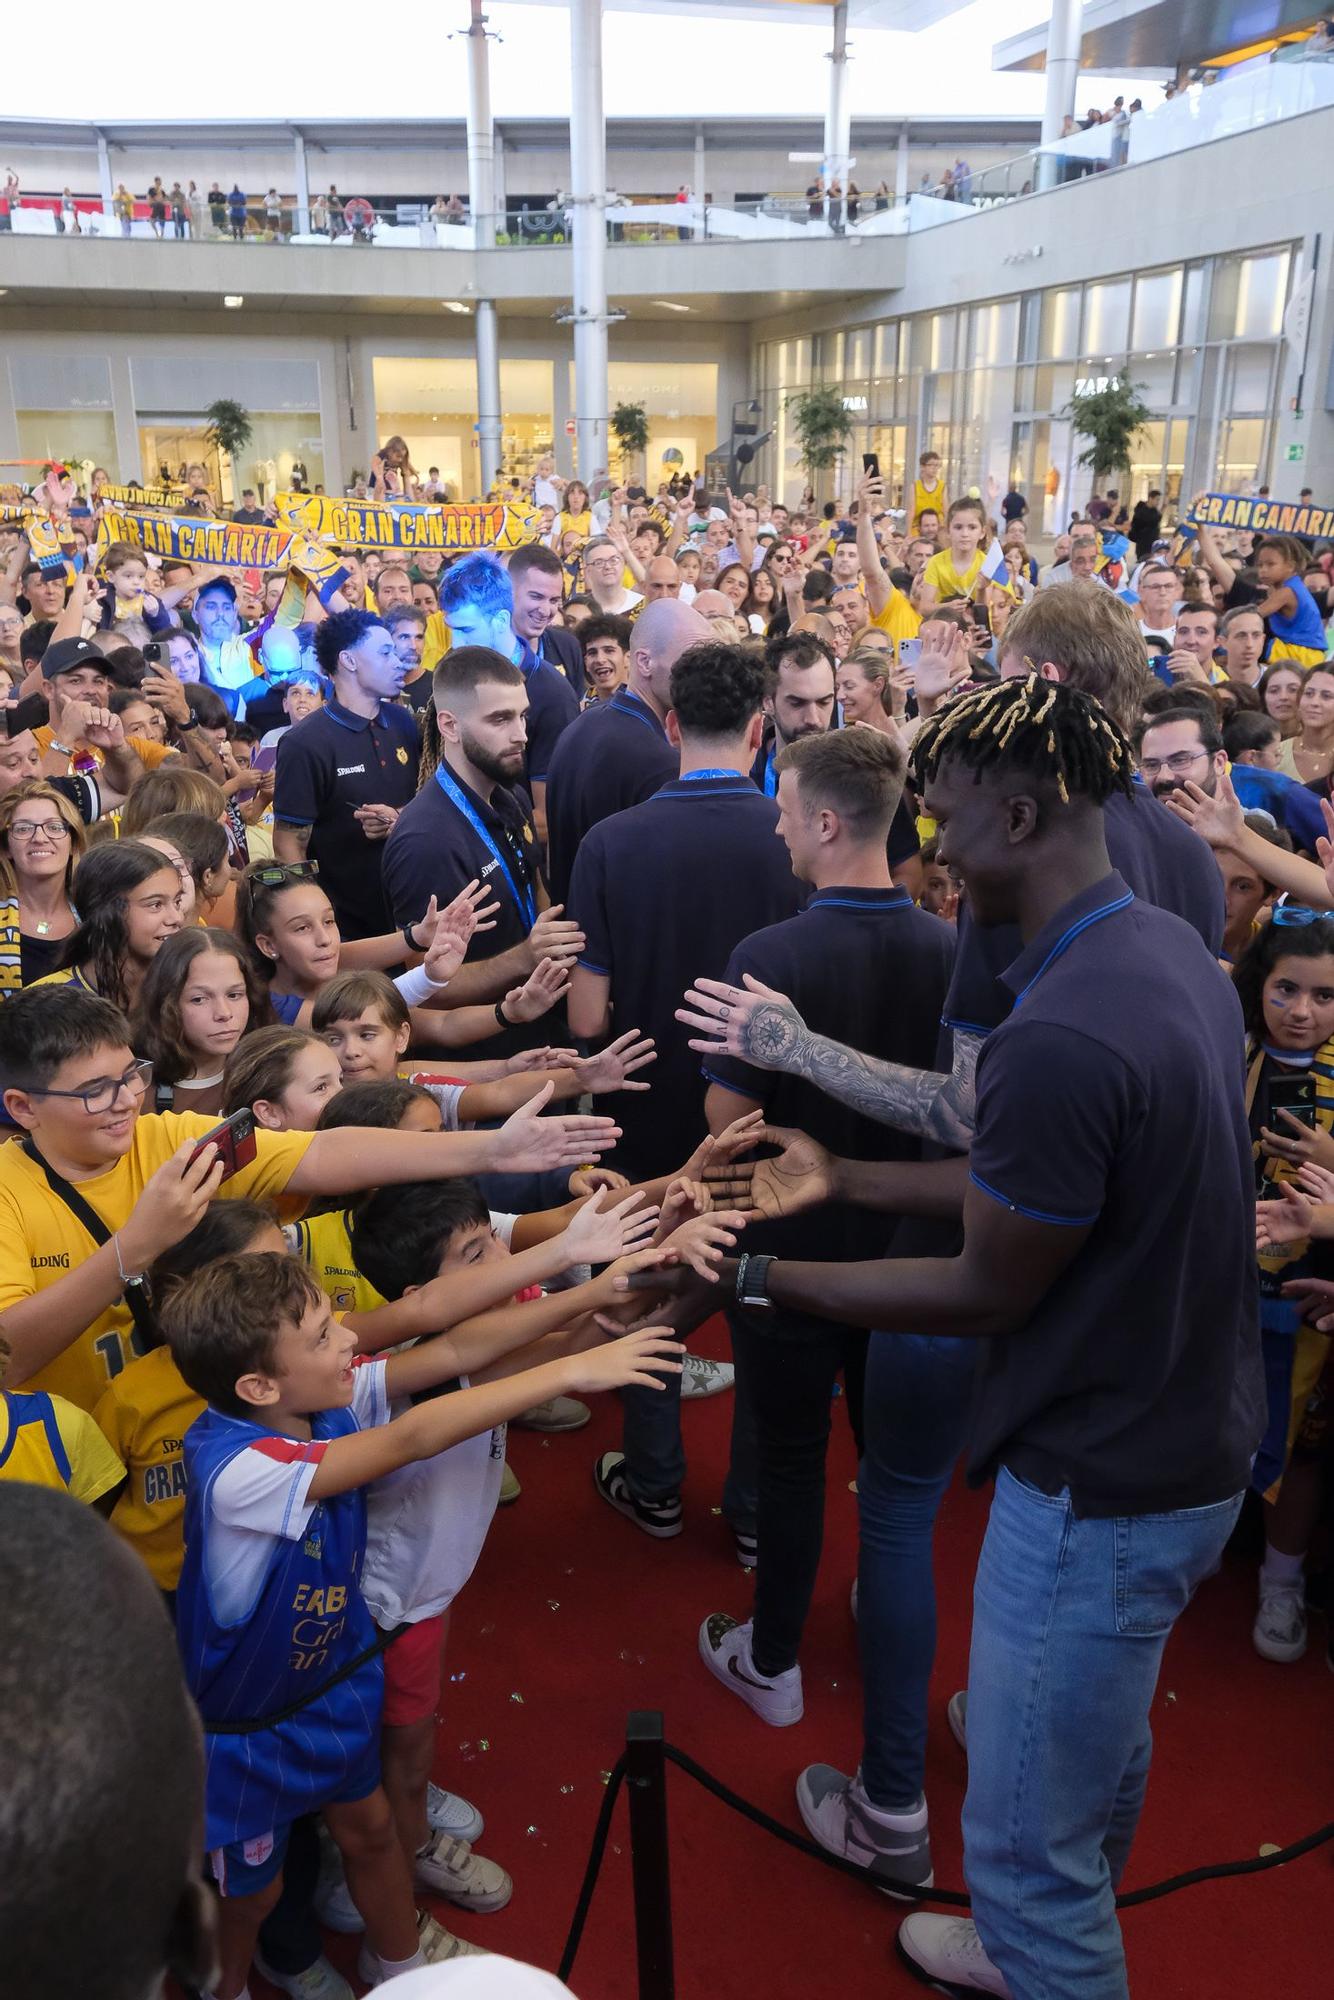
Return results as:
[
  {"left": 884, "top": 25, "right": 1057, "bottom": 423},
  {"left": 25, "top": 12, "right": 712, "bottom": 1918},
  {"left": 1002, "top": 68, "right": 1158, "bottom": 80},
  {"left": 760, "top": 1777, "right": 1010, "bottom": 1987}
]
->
[
  {"left": 568, "top": 771, "right": 803, "bottom": 1178},
  {"left": 707, "top": 886, "right": 955, "bottom": 1272},
  {"left": 944, "top": 779, "right": 1225, "bottom": 1035},
  {"left": 749, "top": 734, "right": 921, "bottom": 871},
  {"left": 514, "top": 635, "right": 580, "bottom": 789},
  {"left": 966, "top": 871, "right": 1264, "bottom": 1515},
  {"left": 273, "top": 696, "right": 420, "bottom": 939},
  {"left": 544, "top": 688, "right": 678, "bottom": 905}
]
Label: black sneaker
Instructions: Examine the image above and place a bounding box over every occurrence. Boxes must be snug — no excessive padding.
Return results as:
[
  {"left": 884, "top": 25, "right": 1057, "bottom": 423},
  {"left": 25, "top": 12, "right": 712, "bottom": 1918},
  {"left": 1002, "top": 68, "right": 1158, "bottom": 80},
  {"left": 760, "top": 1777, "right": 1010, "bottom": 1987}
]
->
[{"left": 594, "top": 1451, "right": 683, "bottom": 1538}]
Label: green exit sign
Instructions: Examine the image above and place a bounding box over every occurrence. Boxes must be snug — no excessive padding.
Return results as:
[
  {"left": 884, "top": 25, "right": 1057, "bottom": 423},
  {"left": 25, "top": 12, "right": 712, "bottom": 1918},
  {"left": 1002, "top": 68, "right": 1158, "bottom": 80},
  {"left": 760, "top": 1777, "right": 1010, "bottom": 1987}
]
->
[{"left": 1284, "top": 443, "right": 1305, "bottom": 462}]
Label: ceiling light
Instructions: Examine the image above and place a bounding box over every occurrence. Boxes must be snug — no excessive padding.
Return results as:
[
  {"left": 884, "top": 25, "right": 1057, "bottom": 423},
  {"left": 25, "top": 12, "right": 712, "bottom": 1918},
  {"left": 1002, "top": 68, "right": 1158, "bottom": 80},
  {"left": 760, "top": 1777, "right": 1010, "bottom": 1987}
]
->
[
  {"left": 441, "top": 300, "right": 471, "bottom": 315},
  {"left": 651, "top": 299, "right": 692, "bottom": 313},
  {"left": 223, "top": 294, "right": 244, "bottom": 309}
]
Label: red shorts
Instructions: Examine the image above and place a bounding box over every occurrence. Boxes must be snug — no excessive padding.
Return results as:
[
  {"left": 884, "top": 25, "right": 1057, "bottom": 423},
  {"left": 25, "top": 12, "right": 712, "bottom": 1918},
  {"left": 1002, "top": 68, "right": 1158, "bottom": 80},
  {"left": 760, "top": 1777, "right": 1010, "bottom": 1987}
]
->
[{"left": 380, "top": 1613, "right": 447, "bottom": 1727}]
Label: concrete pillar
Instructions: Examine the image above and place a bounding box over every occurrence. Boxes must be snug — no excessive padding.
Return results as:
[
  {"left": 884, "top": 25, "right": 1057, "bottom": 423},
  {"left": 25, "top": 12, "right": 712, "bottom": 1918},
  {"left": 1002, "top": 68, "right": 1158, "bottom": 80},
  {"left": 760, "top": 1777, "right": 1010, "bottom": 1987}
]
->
[
  {"left": 569, "top": 0, "right": 609, "bottom": 477},
  {"left": 466, "top": 0, "right": 502, "bottom": 492},
  {"left": 895, "top": 125, "right": 909, "bottom": 204},
  {"left": 293, "top": 130, "right": 311, "bottom": 236},
  {"left": 823, "top": 1, "right": 852, "bottom": 188},
  {"left": 1038, "top": 0, "right": 1082, "bottom": 193},
  {"left": 96, "top": 131, "right": 114, "bottom": 221},
  {"left": 694, "top": 126, "right": 707, "bottom": 239},
  {"left": 494, "top": 132, "right": 508, "bottom": 237}
]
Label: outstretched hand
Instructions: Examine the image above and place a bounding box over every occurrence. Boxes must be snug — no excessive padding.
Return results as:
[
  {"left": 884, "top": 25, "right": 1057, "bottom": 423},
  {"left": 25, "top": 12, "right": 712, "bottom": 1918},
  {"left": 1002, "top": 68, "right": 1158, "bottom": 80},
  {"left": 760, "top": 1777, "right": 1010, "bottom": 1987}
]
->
[
  {"left": 677, "top": 975, "right": 807, "bottom": 1070},
  {"left": 701, "top": 1124, "right": 835, "bottom": 1223}
]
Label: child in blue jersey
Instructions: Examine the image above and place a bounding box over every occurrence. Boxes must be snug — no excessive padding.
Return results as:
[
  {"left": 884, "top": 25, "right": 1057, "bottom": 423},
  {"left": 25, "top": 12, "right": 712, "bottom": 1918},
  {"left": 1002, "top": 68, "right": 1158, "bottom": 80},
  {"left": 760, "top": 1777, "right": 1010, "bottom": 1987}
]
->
[
  {"left": 165, "top": 1249, "right": 683, "bottom": 2000},
  {"left": 1254, "top": 535, "right": 1329, "bottom": 666}
]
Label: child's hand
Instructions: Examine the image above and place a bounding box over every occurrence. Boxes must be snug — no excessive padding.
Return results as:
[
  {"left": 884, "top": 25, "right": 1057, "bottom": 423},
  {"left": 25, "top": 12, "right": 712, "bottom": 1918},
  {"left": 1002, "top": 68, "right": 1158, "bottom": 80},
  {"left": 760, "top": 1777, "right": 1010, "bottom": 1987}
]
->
[
  {"left": 568, "top": 1165, "right": 631, "bottom": 1197},
  {"left": 658, "top": 1210, "right": 747, "bottom": 1281},
  {"left": 1259, "top": 1112, "right": 1334, "bottom": 1172},
  {"left": 423, "top": 917, "right": 474, "bottom": 987},
  {"left": 502, "top": 956, "right": 571, "bottom": 1024},
  {"left": 1256, "top": 1183, "right": 1314, "bottom": 1251},
  {"left": 654, "top": 1176, "right": 707, "bottom": 1240},
  {"left": 561, "top": 1327, "right": 684, "bottom": 1397},
  {"left": 560, "top": 1187, "right": 660, "bottom": 1269},
  {"left": 678, "top": 1108, "right": 766, "bottom": 1183},
  {"left": 564, "top": 1029, "right": 657, "bottom": 1095},
  {"left": 1281, "top": 1276, "right": 1334, "bottom": 1332},
  {"left": 143, "top": 591, "right": 160, "bottom": 615},
  {"left": 120, "top": 1138, "right": 227, "bottom": 1266},
  {"left": 505, "top": 1044, "right": 579, "bottom": 1075}
]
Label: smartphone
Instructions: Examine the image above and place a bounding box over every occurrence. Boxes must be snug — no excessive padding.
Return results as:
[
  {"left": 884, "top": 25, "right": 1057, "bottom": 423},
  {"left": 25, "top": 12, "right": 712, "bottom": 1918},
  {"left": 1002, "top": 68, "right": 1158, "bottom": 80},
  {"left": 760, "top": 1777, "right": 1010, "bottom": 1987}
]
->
[
  {"left": 143, "top": 639, "right": 164, "bottom": 668},
  {"left": 1148, "top": 654, "right": 1175, "bottom": 688},
  {"left": 1269, "top": 1074, "right": 1318, "bottom": 1130},
  {"left": 862, "top": 452, "right": 881, "bottom": 480},
  {"left": 188, "top": 1108, "right": 258, "bottom": 1180},
  {"left": 251, "top": 744, "right": 278, "bottom": 775},
  {"left": 897, "top": 638, "right": 922, "bottom": 670},
  {"left": 967, "top": 602, "right": 992, "bottom": 635}
]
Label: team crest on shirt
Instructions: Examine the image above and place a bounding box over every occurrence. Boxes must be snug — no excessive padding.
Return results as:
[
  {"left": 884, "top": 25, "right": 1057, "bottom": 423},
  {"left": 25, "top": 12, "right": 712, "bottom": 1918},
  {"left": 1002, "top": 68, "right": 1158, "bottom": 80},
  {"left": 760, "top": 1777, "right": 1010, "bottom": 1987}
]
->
[
  {"left": 522, "top": 825, "right": 534, "bottom": 843},
  {"left": 396, "top": 746, "right": 409, "bottom": 763},
  {"left": 331, "top": 1284, "right": 355, "bottom": 1311}
]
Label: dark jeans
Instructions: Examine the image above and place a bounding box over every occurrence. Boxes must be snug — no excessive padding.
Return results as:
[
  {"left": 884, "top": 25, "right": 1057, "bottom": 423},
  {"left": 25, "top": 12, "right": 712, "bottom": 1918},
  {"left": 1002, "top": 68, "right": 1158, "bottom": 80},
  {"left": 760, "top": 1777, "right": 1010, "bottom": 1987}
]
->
[
  {"left": 256, "top": 1813, "right": 322, "bottom": 1974},
  {"left": 729, "top": 1306, "right": 868, "bottom": 1678},
  {"left": 858, "top": 1330, "right": 976, "bottom": 1808}
]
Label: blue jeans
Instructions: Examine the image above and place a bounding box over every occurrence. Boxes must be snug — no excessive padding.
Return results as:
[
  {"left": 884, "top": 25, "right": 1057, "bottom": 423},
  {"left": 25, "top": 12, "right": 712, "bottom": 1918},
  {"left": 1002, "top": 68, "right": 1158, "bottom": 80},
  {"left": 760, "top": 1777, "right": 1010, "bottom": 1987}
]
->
[
  {"left": 858, "top": 1330, "right": 976, "bottom": 1807},
  {"left": 963, "top": 1468, "right": 1243, "bottom": 2000}
]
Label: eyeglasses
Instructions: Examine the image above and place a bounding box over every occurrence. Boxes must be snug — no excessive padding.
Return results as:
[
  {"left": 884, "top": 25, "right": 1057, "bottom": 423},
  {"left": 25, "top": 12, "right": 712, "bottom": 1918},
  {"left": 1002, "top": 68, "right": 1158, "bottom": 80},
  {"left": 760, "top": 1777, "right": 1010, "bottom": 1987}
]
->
[
  {"left": 250, "top": 860, "right": 320, "bottom": 888},
  {"left": 22, "top": 1057, "right": 153, "bottom": 1116},
  {"left": 8, "top": 820, "right": 72, "bottom": 842},
  {"left": 1271, "top": 905, "right": 1326, "bottom": 928},
  {"left": 1138, "top": 749, "right": 1209, "bottom": 779}
]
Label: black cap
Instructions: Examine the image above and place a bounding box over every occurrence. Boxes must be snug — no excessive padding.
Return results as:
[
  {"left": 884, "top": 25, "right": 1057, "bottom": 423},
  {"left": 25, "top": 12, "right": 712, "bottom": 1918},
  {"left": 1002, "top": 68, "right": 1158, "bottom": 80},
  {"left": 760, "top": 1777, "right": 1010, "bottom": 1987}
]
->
[{"left": 41, "top": 636, "right": 112, "bottom": 682}]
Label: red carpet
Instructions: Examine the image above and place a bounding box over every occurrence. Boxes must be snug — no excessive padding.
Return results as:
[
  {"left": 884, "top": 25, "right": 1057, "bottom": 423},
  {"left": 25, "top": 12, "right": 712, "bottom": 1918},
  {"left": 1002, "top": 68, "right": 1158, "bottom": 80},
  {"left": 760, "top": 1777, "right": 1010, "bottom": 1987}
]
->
[{"left": 262, "top": 1321, "right": 1331, "bottom": 1999}]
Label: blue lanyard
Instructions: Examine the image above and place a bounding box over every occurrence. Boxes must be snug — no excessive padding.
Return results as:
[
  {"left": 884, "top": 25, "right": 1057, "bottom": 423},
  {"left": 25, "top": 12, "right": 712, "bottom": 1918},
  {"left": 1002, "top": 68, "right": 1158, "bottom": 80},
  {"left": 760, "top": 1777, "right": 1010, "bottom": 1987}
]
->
[
  {"left": 433, "top": 764, "right": 536, "bottom": 927},
  {"left": 680, "top": 768, "right": 744, "bottom": 782}
]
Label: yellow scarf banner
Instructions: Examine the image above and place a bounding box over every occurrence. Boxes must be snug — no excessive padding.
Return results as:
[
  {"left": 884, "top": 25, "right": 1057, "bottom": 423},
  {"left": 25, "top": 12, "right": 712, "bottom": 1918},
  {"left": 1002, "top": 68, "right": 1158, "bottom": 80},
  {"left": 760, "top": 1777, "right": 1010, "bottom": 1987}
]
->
[
  {"left": 274, "top": 493, "right": 540, "bottom": 553},
  {"left": 96, "top": 506, "right": 296, "bottom": 570},
  {"left": 1188, "top": 492, "right": 1334, "bottom": 542},
  {"left": 95, "top": 483, "right": 187, "bottom": 509}
]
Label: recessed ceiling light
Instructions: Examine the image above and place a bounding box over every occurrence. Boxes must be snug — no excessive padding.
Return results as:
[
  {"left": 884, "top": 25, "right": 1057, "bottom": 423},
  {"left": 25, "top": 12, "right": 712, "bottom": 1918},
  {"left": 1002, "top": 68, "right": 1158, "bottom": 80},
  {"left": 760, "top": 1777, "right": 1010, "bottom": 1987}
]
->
[
  {"left": 441, "top": 300, "right": 471, "bottom": 315},
  {"left": 223, "top": 294, "right": 244, "bottom": 309},
  {"left": 651, "top": 299, "right": 692, "bottom": 313}
]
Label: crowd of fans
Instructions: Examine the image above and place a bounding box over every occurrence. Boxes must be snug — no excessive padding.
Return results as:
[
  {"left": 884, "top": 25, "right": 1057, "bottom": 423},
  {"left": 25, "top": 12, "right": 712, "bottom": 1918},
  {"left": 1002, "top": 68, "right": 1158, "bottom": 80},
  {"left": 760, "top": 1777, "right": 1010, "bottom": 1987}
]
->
[{"left": 0, "top": 436, "right": 1329, "bottom": 2000}]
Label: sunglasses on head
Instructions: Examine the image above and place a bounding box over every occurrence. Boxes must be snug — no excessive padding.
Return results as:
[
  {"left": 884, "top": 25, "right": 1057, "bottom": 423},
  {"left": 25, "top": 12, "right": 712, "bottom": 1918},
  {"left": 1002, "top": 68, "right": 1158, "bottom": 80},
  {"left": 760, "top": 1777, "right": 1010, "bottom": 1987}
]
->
[
  {"left": 1271, "top": 904, "right": 1326, "bottom": 928},
  {"left": 250, "top": 860, "right": 320, "bottom": 888}
]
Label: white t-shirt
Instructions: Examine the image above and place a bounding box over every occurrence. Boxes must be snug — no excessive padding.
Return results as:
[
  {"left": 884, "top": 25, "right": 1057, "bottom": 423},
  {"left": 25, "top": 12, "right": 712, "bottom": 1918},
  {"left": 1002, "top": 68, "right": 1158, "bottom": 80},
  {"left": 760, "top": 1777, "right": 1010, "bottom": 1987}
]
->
[
  {"left": 359, "top": 1211, "right": 518, "bottom": 1628},
  {"left": 205, "top": 1359, "right": 389, "bottom": 1625}
]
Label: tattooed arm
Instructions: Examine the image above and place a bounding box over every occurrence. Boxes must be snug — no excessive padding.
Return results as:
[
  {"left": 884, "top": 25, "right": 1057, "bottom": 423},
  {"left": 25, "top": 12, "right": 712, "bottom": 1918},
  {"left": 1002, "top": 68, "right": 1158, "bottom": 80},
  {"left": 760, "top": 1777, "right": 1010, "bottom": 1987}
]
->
[{"left": 678, "top": 975, "right": 981, "bottom": 1150}]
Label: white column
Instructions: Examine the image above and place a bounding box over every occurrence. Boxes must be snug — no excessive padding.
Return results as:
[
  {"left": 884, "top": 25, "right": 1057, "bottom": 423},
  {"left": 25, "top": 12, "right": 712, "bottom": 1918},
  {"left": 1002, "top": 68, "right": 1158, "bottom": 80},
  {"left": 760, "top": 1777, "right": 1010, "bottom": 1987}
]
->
[
  {"left": 95, "top": 131, "right": 114, "bottom": 220},
  {"left": 694, "top": 125, "right": 707, "bottom": 239},
  {"left": 569, "top": 0, "right": 609, "bottom": 478},
  {"left": 823, "top": 1, "right": 852, "bottom": 187},
  {"left": 466, "top": 0, "right": 502, "bottom": 492},
  {"left": 494, "top": 132, "right": 508, "bottom": 238},
  {"left": 293, "top": 130, "right": 311, "bottom": 236},
  {"left": 895, "top": 126, "right": 909, "bottom": 203},
  {"left": 1038, "top": 0, "right": 1082, "bottom": 193}
]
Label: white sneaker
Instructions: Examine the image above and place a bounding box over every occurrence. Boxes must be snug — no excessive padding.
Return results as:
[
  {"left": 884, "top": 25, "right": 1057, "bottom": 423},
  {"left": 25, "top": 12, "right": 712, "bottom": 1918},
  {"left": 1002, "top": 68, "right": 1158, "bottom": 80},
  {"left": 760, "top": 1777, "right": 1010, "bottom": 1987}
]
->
[
  {"left": 358, "top": 1912, "right": 486, "bottom": 1985},
  {"left": 895, "top": 1914, "right": 1012, "bottom": 1996},
  {"left": 513, "top": 1394, "right": 591, "bottom": 1432},
  {"left": 314, "top": 1873, "right": 364, "bottom": 1934},
  {"left": 947, "top": 1689, "right": 968, "bottom": 1750},
  {"left": 1253, "top": 1579, "right": 1307, "bottom": 1663},
  {"left": 681, "top": 1354, "right": 735, "bottom": 1400},
  {"left": 698, "top": 1613, "right": 803, "bottom": 1726},
  {"left": 426, "top": 1783, "right": 484, "bottom": 1843},
  {"left": 795, "top": 1764, "right": 933, "bottom": 1895},
  {"left": 253, "top": 1953, "right": 353, "bottom": 2000},
  {"left": 413, "top": 1832, "right": 512, "bottom": 1912}
]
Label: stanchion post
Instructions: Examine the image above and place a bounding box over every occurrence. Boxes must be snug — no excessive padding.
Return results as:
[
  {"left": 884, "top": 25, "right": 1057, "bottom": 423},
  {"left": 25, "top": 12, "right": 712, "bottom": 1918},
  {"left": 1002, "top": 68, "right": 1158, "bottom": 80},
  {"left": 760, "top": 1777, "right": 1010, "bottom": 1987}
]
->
[{"left": 625, "top": 1710, "right": 675, "bottom": 2000}]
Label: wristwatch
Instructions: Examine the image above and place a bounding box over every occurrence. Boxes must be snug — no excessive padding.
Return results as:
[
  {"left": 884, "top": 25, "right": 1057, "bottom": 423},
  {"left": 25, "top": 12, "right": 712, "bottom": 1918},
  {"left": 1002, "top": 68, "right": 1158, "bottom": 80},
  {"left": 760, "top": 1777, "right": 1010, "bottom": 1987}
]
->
[
  {"left": 734, "top": 1252, "right": 776, "bottom": 1315},
  {"left": 177, "top": 714, "right": 199, "bottom": 731}
]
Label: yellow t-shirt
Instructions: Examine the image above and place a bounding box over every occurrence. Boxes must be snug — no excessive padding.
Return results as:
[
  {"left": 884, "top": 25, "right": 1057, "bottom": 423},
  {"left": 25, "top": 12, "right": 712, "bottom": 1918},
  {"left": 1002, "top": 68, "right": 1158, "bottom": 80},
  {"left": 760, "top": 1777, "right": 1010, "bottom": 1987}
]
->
[
  {"left": 558, "top": 509, "right": 591, "bottom": 539},
  {"left": 287, "top": 1207, "right": 387, "bottom": 1317},
  {"left": 0, "top": 1112, "right": 314, "bottom": 1411},
  {"left": 867, "top": 587, "right": 921, "bottom": 645},
  {"left": 922, "top": 549, "right": 985, "bottom": 602},
  {"left": 912, "top": 477, "right": 948, "bottom": 527},
  {"left": 0, "top": 1387, "right": 125, "bottom": 1505},
  {"left": 33, "top": 728, "right": 173, "bottom": 774},
  {"left": 423, "top": 610, "right": 452, "bottom": 677},
  {"left": 93, "top": 1344, "right": 202, "bottom": 1588}
]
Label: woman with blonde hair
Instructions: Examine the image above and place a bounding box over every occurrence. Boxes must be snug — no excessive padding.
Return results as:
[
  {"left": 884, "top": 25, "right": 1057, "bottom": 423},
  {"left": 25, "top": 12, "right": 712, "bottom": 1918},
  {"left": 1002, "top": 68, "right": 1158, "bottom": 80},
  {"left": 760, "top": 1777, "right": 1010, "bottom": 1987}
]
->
[{"left": 0, "top": 780, "right": 86, "bottom": 994}]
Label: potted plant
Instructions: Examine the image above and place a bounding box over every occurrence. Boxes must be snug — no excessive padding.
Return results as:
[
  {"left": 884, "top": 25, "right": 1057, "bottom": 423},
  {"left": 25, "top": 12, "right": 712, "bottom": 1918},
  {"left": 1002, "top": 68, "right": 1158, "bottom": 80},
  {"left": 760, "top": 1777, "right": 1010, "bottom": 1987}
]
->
[
  {"left": 611, "top": 400, "right": 650, "bottom": 481},
  {"left": 204, "top": 398, "right": 254, "bottom": 504},
  {"left": 1061, "top": 374, "right": 1152, "bottom": 505},
  {"left": 785, "top": 385, "right": 854, "bottom": 496}
]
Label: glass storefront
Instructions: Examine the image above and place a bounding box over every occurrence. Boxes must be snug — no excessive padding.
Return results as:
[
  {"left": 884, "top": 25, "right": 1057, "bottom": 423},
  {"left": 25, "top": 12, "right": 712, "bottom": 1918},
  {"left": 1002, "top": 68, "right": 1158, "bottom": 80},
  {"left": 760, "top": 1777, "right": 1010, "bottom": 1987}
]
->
[
  {"left": 372, "top": 357, "right": 556, "bottom": 498},
  {"left": 754, "top": 243, "right": 1298, "bottom": 522}
]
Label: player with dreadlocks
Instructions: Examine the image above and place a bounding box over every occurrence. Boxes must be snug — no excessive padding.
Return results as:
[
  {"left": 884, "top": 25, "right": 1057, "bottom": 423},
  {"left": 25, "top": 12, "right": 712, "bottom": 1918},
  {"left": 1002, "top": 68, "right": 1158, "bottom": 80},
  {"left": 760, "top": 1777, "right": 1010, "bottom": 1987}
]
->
[{"left": 679, "top": 676, "right": 1265, "bottom": 1998}]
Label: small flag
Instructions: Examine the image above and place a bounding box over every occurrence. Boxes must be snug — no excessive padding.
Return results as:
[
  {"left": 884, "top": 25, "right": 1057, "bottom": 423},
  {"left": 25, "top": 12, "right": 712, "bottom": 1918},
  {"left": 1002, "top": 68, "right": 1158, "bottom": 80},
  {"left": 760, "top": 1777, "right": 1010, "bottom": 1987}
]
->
[{"left": 978, "top": 538, "right": 1010, "bottom": 588}]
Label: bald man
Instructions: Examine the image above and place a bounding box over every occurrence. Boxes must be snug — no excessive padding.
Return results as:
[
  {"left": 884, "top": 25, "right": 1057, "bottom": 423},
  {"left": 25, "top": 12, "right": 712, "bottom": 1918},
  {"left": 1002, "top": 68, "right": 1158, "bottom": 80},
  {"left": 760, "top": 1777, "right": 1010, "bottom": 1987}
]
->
[
  {"left": 644, "top": 555, "right": 682, "bottom": 602},
  {"left": 543, "top": 596, "right": 711, "bottom": 902}
]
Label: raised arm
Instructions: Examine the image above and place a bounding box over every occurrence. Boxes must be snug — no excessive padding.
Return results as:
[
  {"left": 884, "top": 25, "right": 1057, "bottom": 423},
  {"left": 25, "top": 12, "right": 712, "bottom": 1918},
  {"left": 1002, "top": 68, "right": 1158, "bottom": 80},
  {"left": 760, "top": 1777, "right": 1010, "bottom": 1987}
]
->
[
  {"left": 1188, "top": 493, "right": 1237, "bottom": 597},
  {"left": 855, "top": 471, "right": 893, "bottom": 619}
]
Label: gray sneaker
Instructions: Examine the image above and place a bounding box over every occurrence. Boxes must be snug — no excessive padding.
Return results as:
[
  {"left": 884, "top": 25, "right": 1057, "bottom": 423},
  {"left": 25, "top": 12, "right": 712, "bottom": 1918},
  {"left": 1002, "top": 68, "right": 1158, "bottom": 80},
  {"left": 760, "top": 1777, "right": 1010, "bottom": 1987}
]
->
[
  {"left": 795, "top": 1764, "right": 933, "bottom": 1895},
  {"left": 681, "top": 1354, "right": 735, "bottom": 1400},
  {"left": 254, "top": 1954, "right": 354, "bottom": 2000}
]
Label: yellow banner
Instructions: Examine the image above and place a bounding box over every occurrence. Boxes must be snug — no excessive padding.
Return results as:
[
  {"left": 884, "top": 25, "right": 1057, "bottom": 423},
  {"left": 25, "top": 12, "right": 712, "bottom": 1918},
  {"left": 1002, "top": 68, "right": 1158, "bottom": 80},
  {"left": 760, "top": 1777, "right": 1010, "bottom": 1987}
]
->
[
  {"left": 96, "top": 483, "right": 187, "bottom": 509},
  {"left": 274, "top": 492, "right": 539, "bottom": 553},
  {"left": 96, "top": 507, "right": 295, "bottom": 570}
]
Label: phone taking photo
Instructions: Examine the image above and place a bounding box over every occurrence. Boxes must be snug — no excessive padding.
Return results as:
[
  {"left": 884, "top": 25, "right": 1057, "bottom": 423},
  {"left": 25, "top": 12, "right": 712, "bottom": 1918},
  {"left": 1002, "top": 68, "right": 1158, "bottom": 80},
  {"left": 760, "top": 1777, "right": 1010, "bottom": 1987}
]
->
[
  {"left": 897, "top": 638, "right": 922, "bottom": 671},
  {"left": 862, "top": 452, "right": 881, "bottom": 480},
  {"left": 188, "top": 1108, "right": 258, "bottom": 1181},
  {"left": 1268, "top": 1073, "right": 1318, "bottom": 1131}
]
